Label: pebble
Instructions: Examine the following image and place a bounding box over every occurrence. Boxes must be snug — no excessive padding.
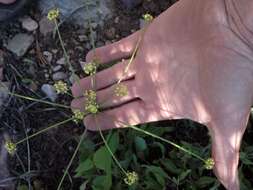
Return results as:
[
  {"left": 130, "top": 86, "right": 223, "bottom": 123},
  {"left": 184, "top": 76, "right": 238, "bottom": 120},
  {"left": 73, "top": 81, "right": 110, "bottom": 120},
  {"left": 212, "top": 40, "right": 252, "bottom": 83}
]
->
[
  {"left": 105, "top": 27, "right": 116, "bottom": 40},
  {"left": 56, "top": 57, "right": 66, "bottom": 65},
  {"left": 6, "top": 33, "right": 34, "bottom": 57},
  {"left": 21, "top": 16, "right": 38, "bottom": 32},
  {"left": 78, "top": 35, "right": 88, "bottom": 42},
  {"left": 52, "top": 65, "right": 62, "bottom": 72},
  {"left": 39, "top": 16, "right": 55, "bottom": 36},
  {"left": 139, "top": 19, "right": 146, "bottom": 29},
  {"left": 0, "top": 68, "right": 3, "bottom": 81},
  {"left": 43, "top": 51, "right": 53, "bottom": 63},
  {"left": 96, "top": 41, "right": 104, "bottom": 47},
  {"left": 0, "top": 51, "right": 3, "bottom": 80},
  {"left": 0, "top": 82, "right": 10, "bottom": 108},
  {"left": 0, "top": 51, "right": 3, "bottom": 67},
  {"left": 121, "top": 0, "right": 142, "bottom": 9},
  {"left": 114, "top": 17, "right": 120, "bottom": 24},
  {"left": 41, "top": 84, "right": 57, "bottom": 102},
  {"left": 52, "top": 72, "right": 68, "bottom": 81}
]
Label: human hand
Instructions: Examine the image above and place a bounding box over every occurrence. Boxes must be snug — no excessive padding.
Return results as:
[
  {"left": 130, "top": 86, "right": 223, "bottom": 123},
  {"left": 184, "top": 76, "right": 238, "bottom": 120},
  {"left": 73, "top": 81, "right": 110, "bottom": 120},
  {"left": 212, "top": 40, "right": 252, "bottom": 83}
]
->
[{"left": 71, "top": 0, "right": 253, "bottom": 189}]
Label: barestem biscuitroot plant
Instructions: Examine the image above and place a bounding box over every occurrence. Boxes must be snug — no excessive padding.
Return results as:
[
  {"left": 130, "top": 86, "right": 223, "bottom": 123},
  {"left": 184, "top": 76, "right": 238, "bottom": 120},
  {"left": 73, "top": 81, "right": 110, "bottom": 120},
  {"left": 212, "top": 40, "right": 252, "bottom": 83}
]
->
[{"left": 1, "top": 8, "right": 215, "bottom": 189}]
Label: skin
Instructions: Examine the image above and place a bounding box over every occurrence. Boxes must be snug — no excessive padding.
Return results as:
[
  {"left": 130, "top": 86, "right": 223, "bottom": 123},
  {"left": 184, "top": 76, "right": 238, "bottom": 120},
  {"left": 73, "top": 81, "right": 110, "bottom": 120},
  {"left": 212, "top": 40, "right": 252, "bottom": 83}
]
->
[{"left": 71, "top": 0, "right": 253, "bottom": 189}]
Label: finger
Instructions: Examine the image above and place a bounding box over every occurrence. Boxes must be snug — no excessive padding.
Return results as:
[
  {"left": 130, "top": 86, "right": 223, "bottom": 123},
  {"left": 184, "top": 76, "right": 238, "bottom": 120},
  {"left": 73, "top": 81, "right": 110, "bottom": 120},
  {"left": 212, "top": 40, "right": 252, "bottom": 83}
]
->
[
  {"left": 71, "top": 59, "right": 136, "bottom": 98},
  {"left": 82, "top": 100, "right": 165, "bottom": 131},
  {"left": 71, "top": 80, "right": 139, "bottom": 111},
  {"left": 86, "top": 31, "right": 140, "bottom": 64}
]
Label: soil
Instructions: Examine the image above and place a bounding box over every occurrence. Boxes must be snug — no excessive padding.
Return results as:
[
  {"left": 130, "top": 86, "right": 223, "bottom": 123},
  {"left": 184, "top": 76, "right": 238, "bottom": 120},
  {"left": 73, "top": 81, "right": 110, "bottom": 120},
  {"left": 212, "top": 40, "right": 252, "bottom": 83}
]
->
[{"left": 0, "top": 0, "right": 252, "bottom": 190}]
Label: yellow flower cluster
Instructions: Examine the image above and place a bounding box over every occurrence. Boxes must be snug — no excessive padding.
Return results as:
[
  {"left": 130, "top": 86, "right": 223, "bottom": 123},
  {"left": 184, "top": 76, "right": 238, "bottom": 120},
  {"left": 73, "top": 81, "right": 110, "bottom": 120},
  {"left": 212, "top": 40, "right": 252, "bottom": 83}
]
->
[
  {"left": 143, "top": 13, "right": 154, "bottom": 22},
  {"left": 204, "top": 158, "right": 215, "bottom": 170},
  {"left": 47, "top": 8, "right": 60, "bottom": 21},
  {"left": 54, "top": 81, "right": 68, "bottom": 94},
  {"left": 72, "top": 110, "right": 85, "bottom": 124},
  {"left": 84, "top": 90, "right": 99, "bottom": 114},
  {"left": 124, "top": 171, "right": 138, "bottom": 186},
  {"left": 114, "top": 84, "right": 128, "bottom": 97},
  {"left": 4, "top": 141, "right": 17, "bottom": 155},
  {"left": 83, "top": 61, "right": 97, "bottom": 76}
]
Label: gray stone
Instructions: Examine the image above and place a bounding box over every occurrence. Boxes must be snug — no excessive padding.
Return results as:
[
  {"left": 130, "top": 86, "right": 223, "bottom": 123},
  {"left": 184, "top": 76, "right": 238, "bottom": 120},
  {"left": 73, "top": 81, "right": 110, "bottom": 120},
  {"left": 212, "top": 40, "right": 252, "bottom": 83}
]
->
[
  {"left": 39, "top": 16, "right": 55, "bottom": 36},
  {"left": 38, "top": 0, "right": 113, "bottom": 27},
  {"left": 105, "top": 27, "right": 116, "bottom": 40},
  {"left": 41, "top": 84, "right": 57, "bottom": 102},
  {"left": 52, "top": 72, "right": 68, "bottom": 81},
  {"left": 56, "top": 57, "right": 66, "bottom": 65},
  {"left": 21, "top": 16, "right": 38, "bottom": 32},
  {"left": 43, "top": 51, "right": 53, "bottom": 63},
  {"left": 139, "top": 19, "right": 146, "bottom": 29},
  {"left": 121, "top": 0, "right": 142, "bottom": 9},
  {"left": 52, "top": 65, "right": 62, "bottom": 72},
  {"left": 0, "top": 51, "right": 3, "bottom": 67},
  {"left": 78, "top": 35, "right": 88, "bottom": 42},
  {"left": 6, "top": 34, "right": 34, "bottom": 57},
  {"left": 0, "top": 51, "right": 3, "bottom": 81},
  {"left": 0, "top": 82, "right": 10, "bottom": 108}
]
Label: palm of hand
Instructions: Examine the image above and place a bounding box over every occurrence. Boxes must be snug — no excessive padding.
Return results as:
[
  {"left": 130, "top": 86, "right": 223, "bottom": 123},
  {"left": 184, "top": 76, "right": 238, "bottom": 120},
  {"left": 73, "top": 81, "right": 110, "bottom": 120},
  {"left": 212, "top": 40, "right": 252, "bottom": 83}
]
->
[{"left": 71, "top": 0, "right": 253, "bottom": 189}]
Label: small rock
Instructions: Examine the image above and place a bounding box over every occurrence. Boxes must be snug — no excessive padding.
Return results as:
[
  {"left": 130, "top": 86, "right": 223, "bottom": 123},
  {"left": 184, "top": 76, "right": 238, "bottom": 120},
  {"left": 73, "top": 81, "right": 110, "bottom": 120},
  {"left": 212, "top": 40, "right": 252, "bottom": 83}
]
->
[
  {"left": 0, "top": 51, "right": 4, "bottom": 81},
  {"left": 78, "top": 35, "right": 88, "bottom": 42},
  {"left": 52, "top": 72, "right": 67, "bottom": 81},
  {"left": 139, "top": 19, "right": 146, "bottom": 29},
  {"left": 21, "top": 16, "right": 38, "bottom": 32},
  {"left": 85, "top": 43, "right": 91, "bottom": 50},
  {"left": 0, "top": 68, "right": 3, "bottom": 81},
  {"left": 39, "top": 16, "right": 55, "bottom": 36},
  {"left": 45, "top": 73, "right": 49, "bottom": 78},
  {"left": 6, "top": 33, "right": 34, "bottom": 57},
  {"left": 0, "top": 50, "right": 4, "bottom": 67},
  {"left": 56, "top": 57, "right": 66, "bottom": 65},
  {"left": 0, "top": 82, "right": 9, "bottom": 114},
  {"left": 105, "top": 27, "right": 116, "bottom": 40},
  {"left": 121, "top": 0, "right": 142, "bottom": 9},
  {"left": 52, "top": 49, "right": 58, "bottom": 54},
  {"left": 52, "top": 65, "right": 62, "bottom": 72},
  {"left": 43, "top": 51, "right": 53, "bottom": 63},
  {"left": 96, "top": 41, "right": 104, "bottom": 47},
  {"left": 28, "top": 81, "right": 38, "bottom": 92},
  {"left": 114, "top": 17, "right": 120, "bottom": 24},
  {"left": 41, "top": 84, "right": 57, "bottom": 102}
]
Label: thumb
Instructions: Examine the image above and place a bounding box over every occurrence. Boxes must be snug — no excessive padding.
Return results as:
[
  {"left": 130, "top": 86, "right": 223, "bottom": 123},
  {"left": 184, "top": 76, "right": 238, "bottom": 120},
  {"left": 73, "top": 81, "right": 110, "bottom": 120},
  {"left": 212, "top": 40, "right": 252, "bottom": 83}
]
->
[{"left": 208, "top": 112, "right": 249, "bottom": 190}]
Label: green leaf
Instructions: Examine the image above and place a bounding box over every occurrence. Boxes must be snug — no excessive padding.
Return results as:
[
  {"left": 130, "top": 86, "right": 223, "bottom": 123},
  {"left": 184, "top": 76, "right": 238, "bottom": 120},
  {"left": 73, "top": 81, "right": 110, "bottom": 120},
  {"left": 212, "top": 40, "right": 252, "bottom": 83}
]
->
[
  {"left": 75, "top": 158, "right": 94, "bottom": 177},
  {"left": 92, "top": 175, "right": 112, "bottom": 190},
  {"left": 160, "top": 159, "right": 182, "bottom": 175},
  {"left": 178, "top": 169, "right": 191, "bottom": 182},
  {"left": 79, "top": 181, "right": 88, "bottom": 190},
  {"left": 135, "top": 136, "right": 147, "bottom": 152},
  {"left": 93, "top": 146, "right": 111, "bottom": 171},
  {"left": 17, "top": 185, "right": 28, "bottom": 190},
  {"left": 240, "top": 152, "right": 253, "bottom": 165},
  {"left": 145, "top": 165, "right": 168, "bottom": 187},
  {"left": 108, "top": 131, "right": 119, "bottom": 153},
  {"left": 196, "top": 177, "right": 216, "bottom": 188}
]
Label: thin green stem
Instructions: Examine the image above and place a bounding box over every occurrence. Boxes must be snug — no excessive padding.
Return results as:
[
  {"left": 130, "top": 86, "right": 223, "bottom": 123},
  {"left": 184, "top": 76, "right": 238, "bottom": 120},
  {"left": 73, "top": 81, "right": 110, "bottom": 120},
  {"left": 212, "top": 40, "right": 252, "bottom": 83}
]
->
[
  {"left": 57, "top": 128, "right": 87, "bottom": 190},
  {"left": 16, "top": 118, "right": 73, "bottom": 145},
  {"left": 128, "top": 125, "right": 205, "bottom": 162},
  {"left": 95, "top": 116, "right": 127, "bottom": 176},
  {"left": 54, "top": 19, "right": 75, "bottom": 74},
  {"left": 8, "top": 92, "right": 70, "bottom": 109}
]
